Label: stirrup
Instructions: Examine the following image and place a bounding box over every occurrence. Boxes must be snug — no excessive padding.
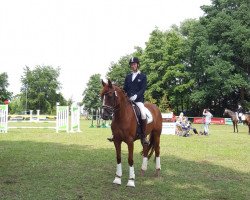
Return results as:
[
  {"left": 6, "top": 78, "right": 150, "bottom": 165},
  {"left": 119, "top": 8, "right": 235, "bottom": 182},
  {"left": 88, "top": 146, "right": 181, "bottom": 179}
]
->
[
  {"left": 107, "top": 135, "right": 114, "bottom": 142},
  {"left": 141, "top": 138, "right": 149, "bottom": 145}
]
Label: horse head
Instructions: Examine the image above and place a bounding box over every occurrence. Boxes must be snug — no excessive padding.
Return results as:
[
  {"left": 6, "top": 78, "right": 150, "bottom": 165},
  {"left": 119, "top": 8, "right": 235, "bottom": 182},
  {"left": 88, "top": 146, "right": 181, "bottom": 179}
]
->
[
  {"left": 100, "top": 79, "right": 124, "bottom": 120},
  {"left": 223, "top": 108, "right": 228, "bottom": 116}
]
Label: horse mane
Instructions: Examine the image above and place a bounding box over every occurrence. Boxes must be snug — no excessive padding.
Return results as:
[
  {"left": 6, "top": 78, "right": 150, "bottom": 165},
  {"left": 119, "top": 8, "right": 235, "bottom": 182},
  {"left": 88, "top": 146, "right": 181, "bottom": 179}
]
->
[
  {"left": 112, "top": 84, "right": 129, "bottom": 101},
  {"left": 225, "top": 108, "right": 236, "bottom": 116}
]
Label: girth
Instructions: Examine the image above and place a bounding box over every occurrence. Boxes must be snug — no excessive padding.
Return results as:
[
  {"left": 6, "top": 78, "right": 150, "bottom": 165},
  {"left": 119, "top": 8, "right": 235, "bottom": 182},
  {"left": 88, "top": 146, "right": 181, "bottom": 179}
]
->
[{"left": 131, "top": 102, "right": 143, "bottom": 139}]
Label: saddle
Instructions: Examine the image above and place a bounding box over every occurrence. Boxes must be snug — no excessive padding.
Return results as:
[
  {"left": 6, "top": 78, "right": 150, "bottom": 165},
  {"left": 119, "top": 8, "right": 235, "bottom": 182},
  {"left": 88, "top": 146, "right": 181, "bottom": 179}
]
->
[{"left": 131, "top": 102, "right": 153, "bottom": 139}]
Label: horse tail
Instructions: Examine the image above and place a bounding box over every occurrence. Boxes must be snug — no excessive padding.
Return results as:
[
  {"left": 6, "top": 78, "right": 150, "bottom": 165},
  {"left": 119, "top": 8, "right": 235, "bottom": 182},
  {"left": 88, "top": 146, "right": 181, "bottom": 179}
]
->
[{"left": 147, "top": 133, "right": 155, "bottom": 160}]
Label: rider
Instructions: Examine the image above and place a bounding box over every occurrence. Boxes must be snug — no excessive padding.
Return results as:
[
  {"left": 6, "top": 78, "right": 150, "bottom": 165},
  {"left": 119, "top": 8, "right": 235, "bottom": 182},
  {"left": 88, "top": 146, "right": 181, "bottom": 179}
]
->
[
  {"left": 107, "top": 57, "right": 149, "bottom": 145},
  {"left": 237, "top": 104, "right": 244, "bottom": 123}
]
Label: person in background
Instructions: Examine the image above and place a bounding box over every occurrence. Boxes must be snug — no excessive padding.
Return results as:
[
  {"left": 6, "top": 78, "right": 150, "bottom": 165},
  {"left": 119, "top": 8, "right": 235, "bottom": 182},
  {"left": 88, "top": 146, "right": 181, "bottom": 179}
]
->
[
  {"left": 175, "top": 112, "right": 187, "bottom": 135},
  {"left": 237, "top": 104, "right": 244, "bottom": 123},
  {"left": 176, "top": 112, "right": 186, "bottom": 125},
  {"left": 202, "top": 108, "right": 213, "bottom": 135}
]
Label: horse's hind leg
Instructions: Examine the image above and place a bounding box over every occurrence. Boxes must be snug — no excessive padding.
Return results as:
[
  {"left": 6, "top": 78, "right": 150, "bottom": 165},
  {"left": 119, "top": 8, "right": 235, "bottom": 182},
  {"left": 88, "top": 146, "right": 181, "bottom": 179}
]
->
[
  {"left": 141, "top": 136, "right": 151, "bottom": 176},
  {"left": 154, "top": 133, "right": 161, "bottom": 177},
  {"left": 113, "top": 140, "right": 122, "bottom": 185},
  {"left": 141, "top": 148, "right": 148, "bottom": 176},
  {"left": 126, "top": 140, "right": 135, "bottom": 187}
]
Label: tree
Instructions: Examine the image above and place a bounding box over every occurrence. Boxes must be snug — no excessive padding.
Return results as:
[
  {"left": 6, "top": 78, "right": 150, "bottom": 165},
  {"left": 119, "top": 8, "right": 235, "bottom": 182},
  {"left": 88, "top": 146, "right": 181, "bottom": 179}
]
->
[
  {"left": 184, "top": 0, "right": 250, "bottom": 114},
  {"left": 0, "top": 72, "right": 12, "bottom": 103},
  {"left": 8, "top": 94, "right": 23, "bottom": 114},
  {"left": 141, "top": 28, "right": 191, "bottom": 113},
  {"left": 106, "top": 55, "right": 131, "bottom": 87},
  {"left": 20, "top": 65, "right": 65, "bottom": 114},
  {"left": 82, "top": 74, "right": 102, "bottom": 113}
]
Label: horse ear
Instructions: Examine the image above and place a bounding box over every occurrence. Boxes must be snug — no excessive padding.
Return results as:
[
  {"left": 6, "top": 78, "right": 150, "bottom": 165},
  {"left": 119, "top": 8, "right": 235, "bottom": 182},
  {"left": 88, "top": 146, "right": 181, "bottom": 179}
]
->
[
  {"left": 101, "top": 79, "right": 106, "bottom": 86},
  {"left": 108, "top": 79, "right": 113, "bottom": 88}
]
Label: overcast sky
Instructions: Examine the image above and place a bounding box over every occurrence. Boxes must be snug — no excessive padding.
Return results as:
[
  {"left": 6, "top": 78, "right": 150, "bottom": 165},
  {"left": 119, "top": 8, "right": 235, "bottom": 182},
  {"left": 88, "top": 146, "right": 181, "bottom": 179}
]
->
[{"left": 0, "top": 0, "right": 211, "bottom": 102}]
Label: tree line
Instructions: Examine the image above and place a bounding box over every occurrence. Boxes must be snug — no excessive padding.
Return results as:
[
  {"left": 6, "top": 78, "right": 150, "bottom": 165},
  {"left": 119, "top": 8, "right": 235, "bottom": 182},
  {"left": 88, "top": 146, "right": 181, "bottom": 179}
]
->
[
  {"left": 0, "top": 66, "right": 67, "bottom": 114},
  {"left": 83, "top": 0, "right": 250, "bottom": 116},
  {"left": 1, "top": 0, "right": 249, "bottom": 116}
]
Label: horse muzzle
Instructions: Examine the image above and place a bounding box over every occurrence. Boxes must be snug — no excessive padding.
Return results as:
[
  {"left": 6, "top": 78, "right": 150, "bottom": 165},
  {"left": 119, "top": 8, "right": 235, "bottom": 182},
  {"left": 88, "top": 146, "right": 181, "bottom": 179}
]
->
[
  {"left": 101, "top": 107, "right": 113, "bottom": 120},
  {"left": 101, "top": 112, "right": 110, "bottom": 120}
]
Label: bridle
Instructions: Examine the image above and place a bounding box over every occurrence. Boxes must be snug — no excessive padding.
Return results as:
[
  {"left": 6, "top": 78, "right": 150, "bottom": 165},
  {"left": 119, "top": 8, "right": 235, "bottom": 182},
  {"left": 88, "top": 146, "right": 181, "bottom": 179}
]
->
[{"left": 101, "top": 90, "right": 119, "bottom": 116}]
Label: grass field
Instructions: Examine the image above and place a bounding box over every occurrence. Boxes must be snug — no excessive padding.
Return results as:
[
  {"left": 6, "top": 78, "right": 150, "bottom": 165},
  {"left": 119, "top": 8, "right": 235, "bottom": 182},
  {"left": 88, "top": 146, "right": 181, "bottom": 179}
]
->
[{"left": 0, "top": 120, "right": 250, "bottom": 200}]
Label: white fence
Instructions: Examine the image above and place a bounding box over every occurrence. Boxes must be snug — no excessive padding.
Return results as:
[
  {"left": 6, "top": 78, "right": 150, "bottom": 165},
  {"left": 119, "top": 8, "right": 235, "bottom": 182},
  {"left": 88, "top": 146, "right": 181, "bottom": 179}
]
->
[
  {"left": 1, "top": 105, "right": 81, "bottom": 133},
  {"left": 56, "top": 106, "right": 69, "bottom": 133},
  {"left": 0, "top": 105, "right": 8, "bottom": 133}
]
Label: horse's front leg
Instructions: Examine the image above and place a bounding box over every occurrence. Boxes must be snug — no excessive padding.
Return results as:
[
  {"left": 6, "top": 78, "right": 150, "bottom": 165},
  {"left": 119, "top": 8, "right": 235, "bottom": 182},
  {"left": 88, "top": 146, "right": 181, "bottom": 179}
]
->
[
  {"left": 126, "top": 139, "right": 135, "bottom": 187},
  {"left": 113, "top": 139, "right": 122, "bottom": 185},
  {"left": 154, "top": 136, "right": 161, "bottom": 177}
]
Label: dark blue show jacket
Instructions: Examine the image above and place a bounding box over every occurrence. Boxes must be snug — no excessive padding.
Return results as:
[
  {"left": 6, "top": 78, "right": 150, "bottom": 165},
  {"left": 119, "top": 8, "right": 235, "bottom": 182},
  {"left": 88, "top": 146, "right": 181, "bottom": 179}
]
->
[{"left": 123, "top": 72, "right": 147, "bottom": 103}]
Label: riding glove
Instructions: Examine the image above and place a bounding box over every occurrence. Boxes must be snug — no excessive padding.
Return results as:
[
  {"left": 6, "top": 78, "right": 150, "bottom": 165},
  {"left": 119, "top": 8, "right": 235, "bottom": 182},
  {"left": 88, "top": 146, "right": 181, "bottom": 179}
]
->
[{"left": 129, "top": 95, "right": 137, "bottom": 101}]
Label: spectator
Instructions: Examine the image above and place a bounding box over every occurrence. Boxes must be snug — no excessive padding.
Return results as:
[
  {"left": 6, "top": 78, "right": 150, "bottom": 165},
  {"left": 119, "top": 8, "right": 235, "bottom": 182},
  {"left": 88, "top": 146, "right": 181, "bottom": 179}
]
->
[
  {"left": 237, "top": 104, "right": 244, "bottom": 123},
  {"left": 202, "top": 108, "right": 213, "bottom": 135}
]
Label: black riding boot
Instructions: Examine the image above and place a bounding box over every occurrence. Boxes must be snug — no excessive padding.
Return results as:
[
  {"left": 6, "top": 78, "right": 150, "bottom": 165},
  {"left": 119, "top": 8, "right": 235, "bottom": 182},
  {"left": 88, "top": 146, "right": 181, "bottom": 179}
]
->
[
  {"left": 141, "top": 119, "right": 149, "bottom": 145},
  {"left": 107, "top": 135, "right": 114, "bottom": 142}
]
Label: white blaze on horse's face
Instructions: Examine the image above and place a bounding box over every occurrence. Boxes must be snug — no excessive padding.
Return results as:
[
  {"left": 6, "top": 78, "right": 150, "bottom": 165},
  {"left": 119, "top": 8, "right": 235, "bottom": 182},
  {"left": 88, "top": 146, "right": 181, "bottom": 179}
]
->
[{"left": 102, "top": 94, "right": 106, "bottom": 106}]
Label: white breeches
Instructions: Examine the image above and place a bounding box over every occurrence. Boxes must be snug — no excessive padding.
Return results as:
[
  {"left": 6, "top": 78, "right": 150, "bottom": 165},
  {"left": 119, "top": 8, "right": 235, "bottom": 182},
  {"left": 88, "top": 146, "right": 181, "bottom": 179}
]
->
[{"left": 135, "top": 102, "right": 147, "bottom": 119}]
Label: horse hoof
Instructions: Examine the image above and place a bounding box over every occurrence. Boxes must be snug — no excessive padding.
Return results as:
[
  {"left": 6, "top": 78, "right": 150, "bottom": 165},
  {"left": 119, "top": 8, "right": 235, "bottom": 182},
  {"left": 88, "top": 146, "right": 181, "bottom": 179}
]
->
[
  {"left": 141, "top": 169, "right": 145, "bottom": 176},
  {"left": 113, "top": 177, "right": 121, "bottom": 185},
  {"left": 126, "top": 179, "right": 135, "bottom": 187},
  {"left": 155, "top": 169, "right": 160, "bottom": 177}
]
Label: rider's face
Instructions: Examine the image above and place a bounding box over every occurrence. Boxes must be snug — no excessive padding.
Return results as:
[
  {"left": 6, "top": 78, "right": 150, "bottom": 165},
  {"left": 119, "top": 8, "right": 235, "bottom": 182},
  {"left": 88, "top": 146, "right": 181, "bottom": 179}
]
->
[{"left": 130, "top": 62, "right": 138, "bottom": 72}]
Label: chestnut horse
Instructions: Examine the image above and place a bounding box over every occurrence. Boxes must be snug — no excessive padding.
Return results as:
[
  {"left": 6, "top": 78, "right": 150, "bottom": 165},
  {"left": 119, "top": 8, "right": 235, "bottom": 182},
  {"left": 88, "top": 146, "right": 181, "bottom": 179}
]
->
[
  {"left": 223, "top": 108, "right": 238, "bottom": 133},
  {"left": 242, "top": 113, "right": 250, "bottom": 134},
  {"left": 100, "top": 80, "right": 162, "bottom": 187}
]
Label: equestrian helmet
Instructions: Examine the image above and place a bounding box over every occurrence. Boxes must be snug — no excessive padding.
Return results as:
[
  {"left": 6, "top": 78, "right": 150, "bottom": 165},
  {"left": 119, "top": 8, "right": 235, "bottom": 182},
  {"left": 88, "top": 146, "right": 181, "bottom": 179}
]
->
[{"left": 129, "top": 57, "right": 140, "bottom": 66}]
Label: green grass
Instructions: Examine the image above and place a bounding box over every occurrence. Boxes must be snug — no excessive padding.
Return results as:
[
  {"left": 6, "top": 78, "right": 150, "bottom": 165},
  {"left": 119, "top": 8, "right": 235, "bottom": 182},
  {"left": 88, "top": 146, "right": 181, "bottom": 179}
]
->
[{"left": 0, "top": 121, "right": 249, "bottom": 200}]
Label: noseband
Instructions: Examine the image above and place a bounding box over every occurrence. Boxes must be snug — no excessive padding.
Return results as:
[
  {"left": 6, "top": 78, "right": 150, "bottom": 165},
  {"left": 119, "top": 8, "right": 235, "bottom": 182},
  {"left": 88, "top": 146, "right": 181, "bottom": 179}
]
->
[{"left": 102, "top": 90, "right": 119, "bottom": 115}]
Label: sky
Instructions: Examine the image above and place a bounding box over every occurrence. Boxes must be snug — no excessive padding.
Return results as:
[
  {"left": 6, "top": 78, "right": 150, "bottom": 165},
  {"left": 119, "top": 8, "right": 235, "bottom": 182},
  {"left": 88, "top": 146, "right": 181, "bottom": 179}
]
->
[{"left": 0, "top": 0, "right": 211, "bottom": 102}]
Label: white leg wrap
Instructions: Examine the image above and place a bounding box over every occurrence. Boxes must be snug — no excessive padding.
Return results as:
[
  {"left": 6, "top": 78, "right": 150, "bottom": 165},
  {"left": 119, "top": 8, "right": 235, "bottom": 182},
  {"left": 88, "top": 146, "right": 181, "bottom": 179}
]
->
[
  {"left": 113, "top": 176, "right": 121, "bottom": 185},
  {"left": 126, "top": 166, "right": 135, "bottom": 187},
  {"left": 116, "top": 163, "right": 122, "bottom": 177},
  {"left": 129, "top": 166, "right": 135, "bottom": 179},
  {"left": 156, "top": 157, "right": 161, "bottom": 170},
  {"left": 141, "top": 157, "right": 148, "bottom": 171},
  {"left": 113, "top": 163, "right": 122, "bottom": 185}
]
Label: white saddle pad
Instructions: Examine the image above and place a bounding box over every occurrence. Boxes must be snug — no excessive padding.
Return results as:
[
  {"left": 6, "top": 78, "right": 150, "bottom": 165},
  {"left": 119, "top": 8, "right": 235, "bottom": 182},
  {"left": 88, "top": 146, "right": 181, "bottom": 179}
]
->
[
  {"left": 145, "top": 107, "right": 153, "bottom": 124},
  {"left": 241, "top": 114, "right": 246, "bottom": 120}
]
